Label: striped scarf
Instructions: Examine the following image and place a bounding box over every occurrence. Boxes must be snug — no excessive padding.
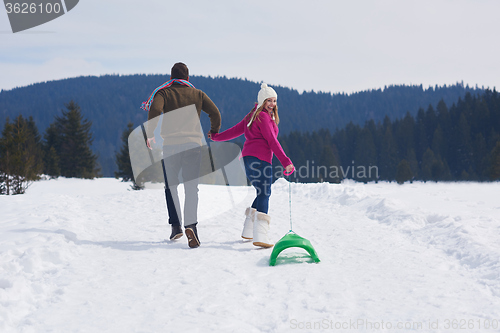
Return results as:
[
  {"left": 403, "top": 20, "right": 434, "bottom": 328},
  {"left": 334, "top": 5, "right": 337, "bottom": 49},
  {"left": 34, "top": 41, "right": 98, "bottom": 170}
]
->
[{"left": 140, "top": 79, "right": 195, "bottom": 111}]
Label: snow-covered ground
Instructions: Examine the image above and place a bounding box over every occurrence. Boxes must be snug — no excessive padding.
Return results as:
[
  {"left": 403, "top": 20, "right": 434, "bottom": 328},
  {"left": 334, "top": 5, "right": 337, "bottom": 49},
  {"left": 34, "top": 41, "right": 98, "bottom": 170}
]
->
[{"left": 1, "top": 178, "right": 500, "bottom": 332}]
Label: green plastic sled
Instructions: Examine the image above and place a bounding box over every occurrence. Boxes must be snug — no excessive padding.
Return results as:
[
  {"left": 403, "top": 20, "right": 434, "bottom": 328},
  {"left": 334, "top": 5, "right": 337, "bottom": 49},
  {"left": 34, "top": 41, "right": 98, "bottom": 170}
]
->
[{"left": 269, "top": 231, "right": 320, "bottom": 266}]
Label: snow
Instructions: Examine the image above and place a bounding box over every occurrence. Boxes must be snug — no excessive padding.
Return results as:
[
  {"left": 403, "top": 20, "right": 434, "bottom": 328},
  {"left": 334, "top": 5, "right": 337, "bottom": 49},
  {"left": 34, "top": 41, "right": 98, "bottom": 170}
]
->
[{"left": 1, "top": 177, "right": 500, "bottom": 332}]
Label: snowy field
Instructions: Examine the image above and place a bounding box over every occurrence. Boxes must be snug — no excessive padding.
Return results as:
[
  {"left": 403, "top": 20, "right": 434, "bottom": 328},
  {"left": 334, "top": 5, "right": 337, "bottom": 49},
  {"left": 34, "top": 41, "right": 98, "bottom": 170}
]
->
[{"left": 1, "top": 177, "right": 500, "bottom": 333}]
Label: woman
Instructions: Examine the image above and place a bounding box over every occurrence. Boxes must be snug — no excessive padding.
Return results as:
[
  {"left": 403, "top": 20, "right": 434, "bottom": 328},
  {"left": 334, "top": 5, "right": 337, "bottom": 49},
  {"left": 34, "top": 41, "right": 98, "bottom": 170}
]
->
[{"left": 209, "top": 83, "right": 294, "bottom": 248}]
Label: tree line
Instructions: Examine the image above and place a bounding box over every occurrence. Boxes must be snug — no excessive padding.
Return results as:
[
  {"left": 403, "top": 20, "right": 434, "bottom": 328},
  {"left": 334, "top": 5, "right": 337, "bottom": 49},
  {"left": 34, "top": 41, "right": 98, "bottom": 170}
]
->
[
  {"left": 0, "top": 74, "right": 483, "bottom": 176},
  {"left": 277, "top": 90, "right": 500, "bottom": 183},
  {"left": 0, "top": 101, "right": 99, "bottom": 194},
  {"left": 2, "top": 89, "right": 500, "bottom": 194}
]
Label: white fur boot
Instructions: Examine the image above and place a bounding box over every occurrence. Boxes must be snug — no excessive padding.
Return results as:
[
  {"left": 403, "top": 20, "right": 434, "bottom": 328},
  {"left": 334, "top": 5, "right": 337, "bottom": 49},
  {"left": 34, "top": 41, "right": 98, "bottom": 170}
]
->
[
  {"left": 253, "top": 212, "right": 274, "bottom": 248},
  {"left": 242, "top": 207, "right": 256, "bottom": 239}
]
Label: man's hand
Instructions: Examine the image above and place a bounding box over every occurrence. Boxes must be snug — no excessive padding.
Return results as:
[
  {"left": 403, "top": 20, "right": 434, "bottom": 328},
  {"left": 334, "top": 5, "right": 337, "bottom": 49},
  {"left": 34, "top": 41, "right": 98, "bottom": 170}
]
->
[
  {"left": 146, "top": 137, "right": 156, "bottom": 150},
  {"left": 207, "top": 131, "right": 217, "bottom": 140}
]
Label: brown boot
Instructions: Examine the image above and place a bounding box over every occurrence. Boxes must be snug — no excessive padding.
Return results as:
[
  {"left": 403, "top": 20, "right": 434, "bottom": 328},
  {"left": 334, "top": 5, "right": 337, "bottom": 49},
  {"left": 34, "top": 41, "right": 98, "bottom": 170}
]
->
[{"left": 185, "top": 224, "right": 200, "bottom": 248}]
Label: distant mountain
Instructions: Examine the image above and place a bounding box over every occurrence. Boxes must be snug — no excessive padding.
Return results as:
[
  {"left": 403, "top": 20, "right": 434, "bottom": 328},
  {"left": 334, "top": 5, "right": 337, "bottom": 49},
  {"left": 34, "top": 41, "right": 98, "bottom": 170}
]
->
[{"left": 0, "top": 74, "right": 483, "bottom": 176}]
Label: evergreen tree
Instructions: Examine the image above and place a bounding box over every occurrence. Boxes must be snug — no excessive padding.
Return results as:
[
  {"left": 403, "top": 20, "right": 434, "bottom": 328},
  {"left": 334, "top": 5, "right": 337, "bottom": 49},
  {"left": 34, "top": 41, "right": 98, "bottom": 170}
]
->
[
  {"left": 42, "top": 123, "right": 61, "bottom": 178},
  {"left": 379, "top": 119, "right": 398, "bottom": 180},
  {"left": 425, "top": 104, "right": 438, "bottom": 144},
  {"left": 406, "top": 148, "right": 419, "bottom": 179},
  {"left": 455, "top": 113, "right": 474, "bottom": 179},
  {"left": 431, "top": 125, "right": 445, "bottom": 158},
  {"left": 318, "top": 144, "right": 340, "bottom": 183},
  {"left": 415, "top": 108, "right": 428, "bottom": 162},
  {"left": 0, "top": 116, "right": 43, "bottom": 194},
  {"left": 26, "top": 116, "right": 44, "bottom": 171},
  {"left": 436, "top": 99, "right": 451, "bottom": 156},
  {"left": 115, "top": 122, "right": 135, "bottom": 182},
  {"left": 354, "top": 127, "right": 377, "bottom": 182},
  {"left": 335, "top": 122, "right": 360, "bottom": 172},
  {"left": 396, "top": 112, "right": 415, "bottom": 161},
  {"left": 490, "top": 141, "right": 500, "bottom": 180},
  {"left": 473, "top": 133, "right": 488, "bottom": 180},
  {"left": 52, "top": 101, "right": 99, "bottom": 178},
  {"left": 474, "top": 98, "right": 490, "bottom": 138},
  {"left": 421, "top": 148, "right": 435, "bottom": 181},
  {"left": 395, "top": 159, "right": 413, "bottom": 184},
  {"left": 421, "top": 148, "right": 446, "bottom": 182},
  {"left": 44, "top": 146, "right": 60, "bottom": 178}
]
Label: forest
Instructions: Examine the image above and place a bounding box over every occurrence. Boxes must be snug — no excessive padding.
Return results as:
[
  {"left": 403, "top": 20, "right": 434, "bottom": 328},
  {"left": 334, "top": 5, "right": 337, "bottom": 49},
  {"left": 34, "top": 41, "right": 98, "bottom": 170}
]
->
[
  {"left": 1, "top": 75, "right": 499, "bottom": 191},
  {"left": 0, "top": 102, "right": 99, "bottom": 194},
  {"left": 277, "top": 90, "right": 500, "bottom": 183},
  {"left": 0, "top": 74, "right": 483, "bottom": 176}
]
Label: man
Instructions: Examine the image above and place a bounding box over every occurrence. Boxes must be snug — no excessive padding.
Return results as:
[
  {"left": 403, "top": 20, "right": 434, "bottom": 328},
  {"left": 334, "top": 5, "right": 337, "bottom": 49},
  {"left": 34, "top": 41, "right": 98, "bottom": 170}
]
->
[{"left": 145, "top": 62, "right": 221, "bottom": 248}]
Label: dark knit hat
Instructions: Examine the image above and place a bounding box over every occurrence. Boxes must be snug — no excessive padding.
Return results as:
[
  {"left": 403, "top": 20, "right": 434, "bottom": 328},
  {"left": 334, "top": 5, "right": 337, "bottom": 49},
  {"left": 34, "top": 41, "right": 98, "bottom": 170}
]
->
[{"left": 170, "top": 62, "right": 189, "bottom": 80}]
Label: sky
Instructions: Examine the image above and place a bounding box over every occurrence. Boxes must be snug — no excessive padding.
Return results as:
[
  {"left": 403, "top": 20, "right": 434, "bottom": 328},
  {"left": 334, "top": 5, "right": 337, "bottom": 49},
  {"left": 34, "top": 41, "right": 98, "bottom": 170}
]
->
[{"left": 1, "top": 0, "right": 499, "bottom": 94}]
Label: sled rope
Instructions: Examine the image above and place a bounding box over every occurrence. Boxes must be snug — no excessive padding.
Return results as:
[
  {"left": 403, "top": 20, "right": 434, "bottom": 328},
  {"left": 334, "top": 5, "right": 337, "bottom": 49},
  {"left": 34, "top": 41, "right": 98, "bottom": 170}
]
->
[{"left": 288, "top": 179, "right": 293, "bottom": 232}]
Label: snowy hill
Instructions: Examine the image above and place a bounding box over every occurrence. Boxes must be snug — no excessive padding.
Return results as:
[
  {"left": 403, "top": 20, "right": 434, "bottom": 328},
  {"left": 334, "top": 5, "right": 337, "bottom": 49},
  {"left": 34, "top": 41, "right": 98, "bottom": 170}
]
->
[{"left": 1, "top": 178, "right": 500, "bottom": 332}]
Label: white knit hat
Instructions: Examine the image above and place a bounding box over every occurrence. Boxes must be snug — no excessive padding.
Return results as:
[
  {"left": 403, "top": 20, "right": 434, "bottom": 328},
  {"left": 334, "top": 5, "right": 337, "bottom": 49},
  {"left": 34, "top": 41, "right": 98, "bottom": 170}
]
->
[{"left": 256, "top": 83, "right": 277, "bottom": 110}]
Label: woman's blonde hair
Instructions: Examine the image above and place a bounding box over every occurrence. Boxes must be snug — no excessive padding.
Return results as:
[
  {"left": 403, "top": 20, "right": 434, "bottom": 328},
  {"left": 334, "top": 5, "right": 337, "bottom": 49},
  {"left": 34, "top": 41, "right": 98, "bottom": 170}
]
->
[{"left": 246, "top": 99, "right": 280, "bottom": 129}]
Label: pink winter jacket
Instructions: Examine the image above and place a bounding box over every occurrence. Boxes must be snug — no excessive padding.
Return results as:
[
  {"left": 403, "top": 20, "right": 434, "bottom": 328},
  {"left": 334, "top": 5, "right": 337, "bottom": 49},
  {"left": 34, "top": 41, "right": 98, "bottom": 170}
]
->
[{"left": 211, "top": 110, "right": 293, "bottom": 169}]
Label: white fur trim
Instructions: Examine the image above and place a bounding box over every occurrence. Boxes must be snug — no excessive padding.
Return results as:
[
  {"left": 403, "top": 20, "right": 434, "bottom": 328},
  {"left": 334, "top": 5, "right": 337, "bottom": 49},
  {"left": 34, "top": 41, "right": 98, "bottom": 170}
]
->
[
  {"left": 256, "top": 212, "right": 271, "bottom": 223},
  {"left": 245, "top": 207, "right": 256, "bottom": 216}
]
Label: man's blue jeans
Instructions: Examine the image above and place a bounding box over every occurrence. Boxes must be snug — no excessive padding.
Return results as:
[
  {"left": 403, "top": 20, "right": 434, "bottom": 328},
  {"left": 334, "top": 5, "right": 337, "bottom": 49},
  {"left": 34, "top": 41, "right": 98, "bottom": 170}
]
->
[
  {"left": 162, "top": 143, "right": 201, "bottom": 227},
  {"left": 243, "top": 156, "right": 272, "bottom": 214}
]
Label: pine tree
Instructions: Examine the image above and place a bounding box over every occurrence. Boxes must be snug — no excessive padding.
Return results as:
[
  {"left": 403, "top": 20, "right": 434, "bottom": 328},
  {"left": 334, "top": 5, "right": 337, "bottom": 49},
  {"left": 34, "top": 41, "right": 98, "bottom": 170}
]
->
[
  {"left": 455, "top": 112, "right": 474, "bottom": 179},
  {"left": 421, "top": 148, "right": 447, "bottom": 182},
  {"left": 115, "top": 122, "right": 135, "bottom": 182},
  {"left": 45, "top": 146, "right": 60, "bottom": 178},
  {"left": 0, "top": 116, "right": 43, "bottom": 194},
  {"left": 396, "top": 112, "right": 416, "bottom": 161},
  {"left": 354, "top": 127, "right": 377, "bottom": 182},
  {"left": 26, "top": 116, "right": 44, "bottom": 171},
  {"left": 42, "top": 123, "right": 62, "bottom": 178},
  {"left": 406, "top": 148, "right": 419, "bottom": 179},
  {"left": 379, "top": 119, "right": 398, "bottom": 180},
  {"left": 53, "top": 101, "right": 99, "bottom": 178},
  {"left": 415, "top": 108, "right": 428, "bottom": 162},
  {"left": 490, "top": 141, "right": 500, "bottom": 180},
  {"left": 425, "top": 104, "right": 438, "bottom": 144},
  {"left": 396, "top": 159, "right": 413, "bottom": 184},
  {"left": 335, "top": 122, "right": 360, "bottom": 173},
  {"left": 431, "top": 125, "right": 445, "bottom": 158},
  {"left": 318, "top": 144, "right": 340, "bottom": 183},
  {"left": 473, "top": 133, "right": 488, "bottom": 180}
]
